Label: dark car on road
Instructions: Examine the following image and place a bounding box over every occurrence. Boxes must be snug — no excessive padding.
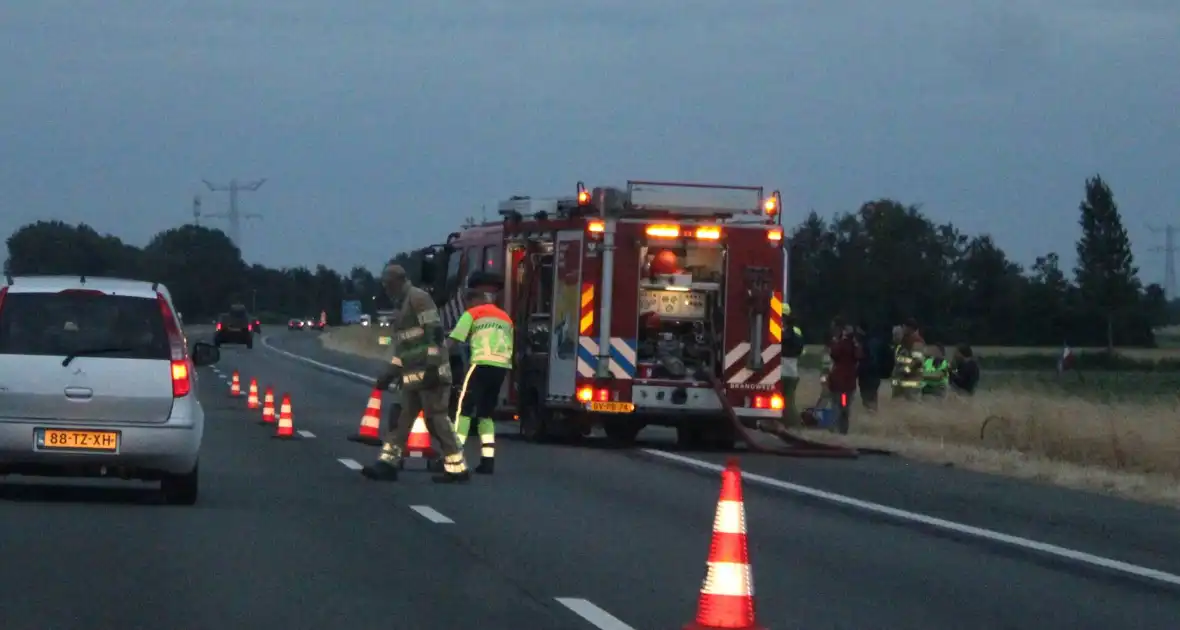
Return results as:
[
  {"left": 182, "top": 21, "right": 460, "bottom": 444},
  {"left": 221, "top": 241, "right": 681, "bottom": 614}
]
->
[
  {"left": 215, "top": 305, "right": 253, "bottom": 349},
  {"left": 287, "top": 317, "right": 305, "bottom": 330}
]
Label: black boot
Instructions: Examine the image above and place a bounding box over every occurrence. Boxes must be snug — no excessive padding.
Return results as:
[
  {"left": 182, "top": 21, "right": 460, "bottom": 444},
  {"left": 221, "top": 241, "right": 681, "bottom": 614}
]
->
[
  {"left": 475, "top": 457, "right": 495, "bottom": 475},
  {"left": 431, "top": 469, "right": 471, "bottom": 484},
  {"left": 361, "top": 459, "right": 400, "bottom": 481}
]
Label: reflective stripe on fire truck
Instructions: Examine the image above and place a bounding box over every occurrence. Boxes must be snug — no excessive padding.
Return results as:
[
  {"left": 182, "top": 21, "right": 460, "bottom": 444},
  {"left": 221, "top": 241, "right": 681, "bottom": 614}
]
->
[
  {"left": 723, "top": 342, "right": 782, "bottom": 386},
  {"left": 577, "top": 336, "right": 637, "bottom": 379},
  {"left": 769, "top": 291, "right": 783, "bottom": 343},
  {"left": 442, "top": 293, "right": 466, "bottom": 332},
  {"left": 579, "top": 283, "right": 594, "bottom": 334}
]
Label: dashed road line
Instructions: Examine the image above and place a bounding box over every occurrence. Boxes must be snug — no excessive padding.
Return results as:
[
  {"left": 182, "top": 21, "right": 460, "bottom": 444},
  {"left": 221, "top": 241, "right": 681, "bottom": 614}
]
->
[
  {"left": 642, "top": 449, "right": 1180, "bottom": 588},
  {"left": 409, "top": 505, "right": 454, "bottom": 524},
  {"left": 554, "top": 598, "right": 635, "bottom": 630},
  {"left": 337, "top": 458, "right": 363, "bottom": 470},
  {"left": 268, "top": 334, "right": 1180, "bottom": 587},
  {"left": 296, "top": 430, "right": 315, "bottom": 438}
]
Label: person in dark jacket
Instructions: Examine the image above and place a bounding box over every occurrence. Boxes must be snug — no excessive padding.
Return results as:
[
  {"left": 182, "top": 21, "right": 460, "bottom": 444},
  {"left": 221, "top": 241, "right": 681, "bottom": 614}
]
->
[
  {"left": 949, "top": 343, "right": 980, "bottom": 395},
  {"left": 825, "top": 317, "right": 862, "bottom": 434},
  {"left": 855, "top": 320, "right": 884, "bottom": 411}
]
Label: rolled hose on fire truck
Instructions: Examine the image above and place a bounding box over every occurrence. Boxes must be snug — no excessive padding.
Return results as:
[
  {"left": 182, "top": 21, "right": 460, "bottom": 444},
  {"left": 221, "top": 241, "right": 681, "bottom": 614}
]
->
[{"left": 703, "top": 371, "right": 863, "bottom": 459}]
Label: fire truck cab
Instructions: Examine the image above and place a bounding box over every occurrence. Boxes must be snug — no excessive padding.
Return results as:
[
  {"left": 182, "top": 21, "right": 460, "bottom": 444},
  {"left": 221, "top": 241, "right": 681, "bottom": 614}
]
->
[{"left": 415, "top": 180, "right": 787, "bottom": 449}]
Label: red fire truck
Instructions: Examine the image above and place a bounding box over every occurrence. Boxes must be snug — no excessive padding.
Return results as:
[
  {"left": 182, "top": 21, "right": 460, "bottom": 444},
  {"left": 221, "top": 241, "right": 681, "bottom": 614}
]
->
[{"left": 414, "top": 180, "right": 787, "bottom": 449}]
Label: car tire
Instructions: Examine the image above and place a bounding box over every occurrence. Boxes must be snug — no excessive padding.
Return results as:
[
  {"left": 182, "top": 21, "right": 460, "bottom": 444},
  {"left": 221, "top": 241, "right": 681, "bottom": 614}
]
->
[{"left": 161, "top": 462, "right": 199, "bottom": 506}]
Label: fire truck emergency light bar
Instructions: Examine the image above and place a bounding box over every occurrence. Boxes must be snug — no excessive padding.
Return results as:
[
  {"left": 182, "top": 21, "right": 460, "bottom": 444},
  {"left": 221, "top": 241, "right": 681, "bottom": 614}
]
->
[{"left": 626, "top": 180, "right": 777, "bottom": 218}]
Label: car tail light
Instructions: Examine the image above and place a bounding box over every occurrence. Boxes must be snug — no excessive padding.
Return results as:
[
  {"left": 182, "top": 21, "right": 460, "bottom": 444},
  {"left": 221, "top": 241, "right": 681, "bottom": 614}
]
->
[
  {"left": 156, "top": 292, "right": 190, "bottom": 397},
  {"left": 247, "top": 323, "right": 253, "bottom": 331},
  {"left": 171, "top": 360, "right": 191, "bottom": 398},
  {"left": 216, "top": 322, "right": 222, "bottom": 331}
]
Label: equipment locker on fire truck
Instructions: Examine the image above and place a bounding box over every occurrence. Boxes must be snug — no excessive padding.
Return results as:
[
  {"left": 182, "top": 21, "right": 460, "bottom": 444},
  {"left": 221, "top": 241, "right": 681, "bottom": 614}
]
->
[{"left": 415, "top": 179, "right": 788, "bottom": 450}]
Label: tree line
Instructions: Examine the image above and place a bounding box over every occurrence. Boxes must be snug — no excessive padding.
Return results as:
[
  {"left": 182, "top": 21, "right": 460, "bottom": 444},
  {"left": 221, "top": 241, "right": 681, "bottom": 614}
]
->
[
  {"left": 2, "top": 220, "right": 389, "bottom": 324},
  {"left": 6, "top": 174, "right": 1172, "bottom": 353},
  {"left": 787, "top": 175, "right": 1171, "bottom": 349}
]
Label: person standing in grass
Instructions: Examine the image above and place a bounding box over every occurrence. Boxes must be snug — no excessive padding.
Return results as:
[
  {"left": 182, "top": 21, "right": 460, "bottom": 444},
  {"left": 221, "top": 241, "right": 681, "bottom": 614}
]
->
[
  {"left": 949, "top": 344, "right": 980, "bottom": 395},
  {"left": 922, "top": 343, "right": 951, "bottom": 397}
]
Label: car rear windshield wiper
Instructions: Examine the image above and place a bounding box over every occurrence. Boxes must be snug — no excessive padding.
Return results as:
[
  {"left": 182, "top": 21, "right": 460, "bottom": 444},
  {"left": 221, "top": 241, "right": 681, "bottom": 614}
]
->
[{"left": 62, "top": 347, "right": 136, "bottom": 366}]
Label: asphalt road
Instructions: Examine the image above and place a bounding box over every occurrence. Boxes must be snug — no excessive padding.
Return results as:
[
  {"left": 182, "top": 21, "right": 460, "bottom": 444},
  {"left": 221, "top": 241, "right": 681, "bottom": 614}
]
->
[{"left": 1, "top": 329, "right": 1178, "bottom": 629}]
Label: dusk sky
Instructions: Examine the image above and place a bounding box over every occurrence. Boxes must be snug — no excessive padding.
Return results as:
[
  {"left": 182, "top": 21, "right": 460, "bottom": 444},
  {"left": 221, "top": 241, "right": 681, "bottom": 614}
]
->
[{"left": 2, "top": 1, "right": 1177, "bottom": 283}]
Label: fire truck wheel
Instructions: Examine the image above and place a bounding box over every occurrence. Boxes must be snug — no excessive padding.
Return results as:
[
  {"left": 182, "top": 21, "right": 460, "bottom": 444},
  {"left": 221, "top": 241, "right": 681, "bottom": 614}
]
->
[
  {"left": 602, "top": 421, "right": 641, "bottom": 445},
  {"left": 519, "top": 400, "right": 550, "bottom": 443}
]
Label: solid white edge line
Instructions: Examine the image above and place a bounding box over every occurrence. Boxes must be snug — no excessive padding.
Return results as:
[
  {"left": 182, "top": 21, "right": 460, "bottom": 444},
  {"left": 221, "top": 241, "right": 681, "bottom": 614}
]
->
[
  {"left": 296, "top": 430, "right": 315, "bottom": 438},
  {"left": 409, "top": 505, "right": 455, "bottom": 524},
  {"left": 266, "top": 333, "right": 1180, "bottom": 588},
  {"left": 554, "top": 598, "right": 636, "bottom": 630},
  {"left": 260, "top": 334, "right": 377, "bottom": 385},
  {"left": 641, "top": 448, "right": 1180, "bottom": 587},
  {"left": 337, "top": 458, "right": 363, "bottom": 470}
]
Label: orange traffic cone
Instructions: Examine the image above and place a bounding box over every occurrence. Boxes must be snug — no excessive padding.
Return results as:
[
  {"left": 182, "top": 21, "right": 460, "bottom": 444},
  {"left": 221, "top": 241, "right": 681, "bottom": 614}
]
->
[
  {"left": 229, "top": 371, "right": 241, "bottom": 397},
  {"left": 684, "top": 458, "right": 763, "bottom": 630},
  {"left": 347, "top": 389, "right": 384, "bottom": 446},
  {"left": 246, "top": 379, "right": 260, "bottom": 409},
  {"left": 405, "top": 412, "right": 436, "bottom": 459},
  {"left": 259, "top": 387, "right": 276, "bottom": 425},
  {"left": 272, "top": 394, "right": 297, "bottom": 439}
]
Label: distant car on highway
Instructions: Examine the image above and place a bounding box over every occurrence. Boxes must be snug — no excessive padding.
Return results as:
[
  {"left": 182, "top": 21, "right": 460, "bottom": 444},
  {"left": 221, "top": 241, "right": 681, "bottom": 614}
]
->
[
  {"left": 0, "top": 275, "right": 220, "bottom": 505},
  {"left": 288, "top": 317, "right": 305, "bottom": 330},
  {"left": 214, "top": 304, "right": 253, "bottom": 349},
  {"left": 307, "top": 317, "right": 325, "bottom": 331},
  {"left": 359, "top": 313, "right": 372, "bottom": 327}
]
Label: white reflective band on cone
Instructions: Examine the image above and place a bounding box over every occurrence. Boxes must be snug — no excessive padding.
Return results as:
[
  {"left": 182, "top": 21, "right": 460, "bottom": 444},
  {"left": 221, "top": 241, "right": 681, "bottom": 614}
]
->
[
  {"left": 712, "top": 500, "right": 747, "bottom": 535},
  {"left": 701, "top": 561, "right": 755, "bottom": 597},
  {"left": 480, "top": 446, "right": 494, "bottom": 458}
]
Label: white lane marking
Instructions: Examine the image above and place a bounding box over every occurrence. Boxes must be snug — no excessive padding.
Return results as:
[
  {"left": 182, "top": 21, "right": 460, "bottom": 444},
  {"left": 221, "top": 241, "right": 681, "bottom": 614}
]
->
[
  {"left": 410, "top": 505, "right": 454, "bottom": 524},
  {"left": 642, "top": 449, "right": 1180, "bottom": 587},
  {"left": 338, "top": 458, "right": 363, "bottom": 470},
  {"left": 261, "top": 335, "right": 377, "bottom": 385},
  {"left": 554, "top": 598, "right": 636, "bottom": 630},
  {"left": 261, "top": 337, "right": 1180, "bottom": 588},
  {"left": 297, "top": 430, "right": 315, "bottom": 438}
]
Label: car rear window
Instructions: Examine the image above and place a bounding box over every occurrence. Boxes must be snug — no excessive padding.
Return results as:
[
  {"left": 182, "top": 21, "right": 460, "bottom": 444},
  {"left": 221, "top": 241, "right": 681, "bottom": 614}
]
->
[{"left": 0, "top": 291, "right": 171, "bottom": 359}]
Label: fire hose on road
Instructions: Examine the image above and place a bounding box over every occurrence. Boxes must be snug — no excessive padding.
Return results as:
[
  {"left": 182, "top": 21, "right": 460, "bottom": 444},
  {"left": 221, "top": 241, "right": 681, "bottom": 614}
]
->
[{"left": 704, "top": 370, "right": 881, "bottom": 459}]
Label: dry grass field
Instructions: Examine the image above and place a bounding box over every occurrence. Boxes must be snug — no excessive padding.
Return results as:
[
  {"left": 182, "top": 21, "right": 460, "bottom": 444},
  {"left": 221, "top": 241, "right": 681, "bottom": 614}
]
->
[
  {"left": 320, "top": 326, "right": 389, "bottom": 360},
  {"left": 790, "top": 376, "right": 1180, "bottom": 507},
  {"left": 802, "top": 344, "right": 1180, "bottom": 362},
  {"left": 321, "top": 326, "right": 1180, "bottom": 506}
]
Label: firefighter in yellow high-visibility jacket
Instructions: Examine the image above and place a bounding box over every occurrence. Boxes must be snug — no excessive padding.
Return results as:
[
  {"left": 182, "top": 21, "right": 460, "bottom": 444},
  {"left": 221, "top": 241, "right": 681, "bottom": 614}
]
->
[{"left": 445, "top": 288, "right": 513, "bottom": 474}]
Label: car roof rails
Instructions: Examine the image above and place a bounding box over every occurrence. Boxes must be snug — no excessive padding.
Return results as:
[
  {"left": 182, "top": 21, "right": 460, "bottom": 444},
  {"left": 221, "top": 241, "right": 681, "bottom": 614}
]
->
[
  {"left": 4, "top": 273, "right": 12, "bottom": 285},
  {"left": 79, "top": 274, "right": 87, "bottom": 284},
  {"left": 151, "top": 281, "right": 159, "bottom": 292}
]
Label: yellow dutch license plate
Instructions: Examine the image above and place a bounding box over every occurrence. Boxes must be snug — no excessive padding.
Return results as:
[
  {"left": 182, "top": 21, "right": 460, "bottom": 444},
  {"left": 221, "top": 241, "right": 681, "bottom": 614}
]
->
[
  {"left": 378, "top": 336, "right": 392, "bottom": 345},
  {"left": 40, "top": 429, "right": 119, "bottom": 452},
  {"left": 587, "top": 401, "right": 635, "bottom": 413}
]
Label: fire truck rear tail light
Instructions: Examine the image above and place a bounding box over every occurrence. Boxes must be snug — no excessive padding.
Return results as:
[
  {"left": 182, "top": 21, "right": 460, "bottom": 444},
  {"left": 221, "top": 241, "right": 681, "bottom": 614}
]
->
[
  {"left": 753, "top": 394, "right": 785, "bottom": 410},
  {"left": 645, "top": 224, "right": 680, "bottom": 238},
  {"left": 587, "top": 220, "right": 604, "bottom": 233},
  {"left": 767, "top": 228, "right": 783, "bottom": 242},
  {"left": 694, "top": 226, "right": 722, "bottom": 240},
  {"left": 576, "top": 386, "right": 611, "bottom": 402}
]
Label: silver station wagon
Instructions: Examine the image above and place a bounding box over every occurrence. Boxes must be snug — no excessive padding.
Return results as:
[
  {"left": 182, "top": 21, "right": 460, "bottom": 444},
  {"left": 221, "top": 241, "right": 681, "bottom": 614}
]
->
[{"left": 0, "top": 275, "right": 220, "bottom": 504}]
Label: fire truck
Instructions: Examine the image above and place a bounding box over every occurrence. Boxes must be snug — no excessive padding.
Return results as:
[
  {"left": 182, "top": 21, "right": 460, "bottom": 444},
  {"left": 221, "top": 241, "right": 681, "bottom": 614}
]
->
[{"left": 414, "top": 180, "right": 788, "bottom": 449}]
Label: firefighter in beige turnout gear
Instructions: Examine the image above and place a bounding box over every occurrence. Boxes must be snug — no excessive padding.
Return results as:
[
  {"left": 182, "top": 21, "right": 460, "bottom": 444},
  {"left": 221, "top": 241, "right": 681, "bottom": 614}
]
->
[
  {"left": 362, "top": 264, "right": 469, "bottom": 483},
  {"left": 890, "top": 319, "right": 926, "bottom": 400}
]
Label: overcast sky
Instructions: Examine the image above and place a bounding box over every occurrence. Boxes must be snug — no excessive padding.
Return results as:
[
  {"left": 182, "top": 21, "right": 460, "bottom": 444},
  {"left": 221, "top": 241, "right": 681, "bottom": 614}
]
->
[{"left": 2, "top": 1, "right": 1177, "bottom": 282}]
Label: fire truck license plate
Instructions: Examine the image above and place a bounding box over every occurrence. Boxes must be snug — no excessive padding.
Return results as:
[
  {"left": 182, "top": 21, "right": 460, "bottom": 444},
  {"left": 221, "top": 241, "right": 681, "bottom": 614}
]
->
[{"left": 587, "top": 402, "right": 635, "bottom": 413}]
